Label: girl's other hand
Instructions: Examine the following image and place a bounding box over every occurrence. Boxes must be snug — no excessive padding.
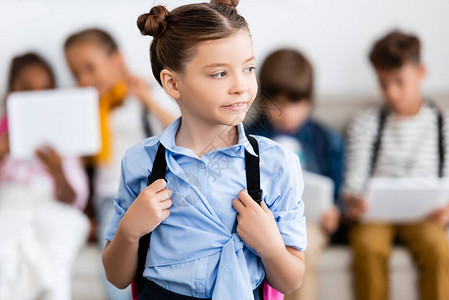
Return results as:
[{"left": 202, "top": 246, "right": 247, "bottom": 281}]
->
[
  {"left": 120, "top": 179, "right": 172, "bottom": 242},
  {"left": 232, "top": 189, "right": 285, "bottom": 259},
  {"left": 0, "top": 133, "right": 9, "bottom": 162},
  {"left": 321, "top": 205, "right": 340, "bottom": 234},
  {"left": 344, "top": 194, "right": 367, "bottom": 221}
]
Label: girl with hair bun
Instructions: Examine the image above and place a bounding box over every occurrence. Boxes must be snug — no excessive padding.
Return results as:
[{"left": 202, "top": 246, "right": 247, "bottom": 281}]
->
[{"left": 103, "top": 1, "right": 307, "bottom": 299}]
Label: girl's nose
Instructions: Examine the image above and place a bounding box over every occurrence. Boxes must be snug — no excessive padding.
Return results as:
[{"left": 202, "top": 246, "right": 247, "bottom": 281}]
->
[{"left": 229, "top": 73, "right": 248, "bottom": 95}]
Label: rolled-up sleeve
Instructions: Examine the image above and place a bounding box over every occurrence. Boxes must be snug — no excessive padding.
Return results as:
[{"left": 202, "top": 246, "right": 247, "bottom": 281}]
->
[{"left": 267, "top": 151, "right": 307, "bottom": 251}]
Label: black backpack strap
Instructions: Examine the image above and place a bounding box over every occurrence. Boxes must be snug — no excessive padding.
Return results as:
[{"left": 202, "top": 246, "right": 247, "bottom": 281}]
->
[
  {"left": 147, "top": 144, "right": 168, "bottom": 185},
  {"left": 135, "top": 142, "right": 167, "bottom": 292},
  {"left": 245, "top": 135, "right": 265, "bottom": 300},
  {"left": 369, "top": 106, "right": 388, "bottom": 176},
  {"left": 370, "top": 101, "right": 446, "bottom": 178},
  {"left": 437, "top": 109, "right": 445, "bottom": 177},
  {"left": 245, "top": 135, "right": 263, "bottom": 204},
  {"left": 427, "top": 100, "right": 445, "bottom": 177}
]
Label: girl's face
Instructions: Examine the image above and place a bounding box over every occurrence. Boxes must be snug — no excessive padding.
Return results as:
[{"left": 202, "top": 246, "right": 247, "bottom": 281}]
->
[
  {"left": 12, "top": 65, "right": 53, "bottom": 92},
  {"left": 65, "top": 42, "right": 124, "bottom": 97},
  {"left": 172, "top": 30, "right": 257, "bottom": 127}
]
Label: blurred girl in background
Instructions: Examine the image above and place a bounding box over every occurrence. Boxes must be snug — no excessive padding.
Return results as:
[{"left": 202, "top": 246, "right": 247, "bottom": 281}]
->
[
  {"left": 0, "top": 52, "right": 89, "bottom": 299},
  {"left": 64, "top": 28, "right": 176, "bottom": 300}
]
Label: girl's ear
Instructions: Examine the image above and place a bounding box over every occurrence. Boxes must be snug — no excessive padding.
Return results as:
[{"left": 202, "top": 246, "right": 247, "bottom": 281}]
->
[{"left": 160, "top": 69, "right": 181, "bottom": 100}]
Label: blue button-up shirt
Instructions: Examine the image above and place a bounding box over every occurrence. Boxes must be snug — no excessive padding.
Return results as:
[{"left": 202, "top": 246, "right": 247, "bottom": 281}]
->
[{"left": 105, "top": 117, "right": 307, "bottom": 300}]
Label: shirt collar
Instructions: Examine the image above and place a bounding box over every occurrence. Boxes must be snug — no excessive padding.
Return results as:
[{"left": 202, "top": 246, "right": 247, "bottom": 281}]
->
[{"left": 157, "top": 117, "right": 258, "bottom": 158}]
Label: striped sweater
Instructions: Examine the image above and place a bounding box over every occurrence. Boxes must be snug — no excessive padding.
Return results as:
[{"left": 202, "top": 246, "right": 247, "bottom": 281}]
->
[{"left": 343, "top": 102, "right": 449, "bottom": 196}]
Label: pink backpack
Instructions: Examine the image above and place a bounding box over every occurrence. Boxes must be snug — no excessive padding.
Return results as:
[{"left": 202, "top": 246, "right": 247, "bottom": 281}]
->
[{"left": 263, "top": 282, "right": 284, "bottom": 300}]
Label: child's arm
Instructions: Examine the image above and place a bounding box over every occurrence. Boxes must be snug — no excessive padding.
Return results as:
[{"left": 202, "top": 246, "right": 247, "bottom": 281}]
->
[
  {"left": 233, "top": 190, "right": 305, "bottom": 294},
  {"left": 261, "top": 246, "right": 305, "bottom": 294},
  {"left": 0, "top": 116, "right": 9, "bottom": 162},
  {"left": 102, "top": 179, "right": 172, "bottom": 289},
  {"left": 127, "top": 75, "right": 176, "bottom": 128},
  {"left": 0, "top": 132, "right": 9, "bottom": 163}
]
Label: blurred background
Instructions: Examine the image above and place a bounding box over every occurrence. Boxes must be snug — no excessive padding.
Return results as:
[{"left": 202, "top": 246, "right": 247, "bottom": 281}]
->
[{"left": 1, "top": 0, "right": 448, "bottom": 104}]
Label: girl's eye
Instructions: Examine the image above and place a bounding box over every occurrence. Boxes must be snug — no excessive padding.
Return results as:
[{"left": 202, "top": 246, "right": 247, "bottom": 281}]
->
[
  {"left": 211, "top": 71, "right": 226, "bottom": 78},
  {"left": 244, "top": 66, "right": 256, "bottom": 73}
]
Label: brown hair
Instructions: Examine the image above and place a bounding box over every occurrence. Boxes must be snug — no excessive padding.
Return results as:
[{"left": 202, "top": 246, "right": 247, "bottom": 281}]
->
[
  {"left": 136, "top": 0, "right": 249, "bottom": 86},
  {"left": 7, "top": 52, "right": 56, "bottom": 94},
  {"left": 64, "top": 28, "right": 118, "bottom": 55},
  {"left": 259, "top": 49, "right": 314, "bottom": 104},
  {"left": 369, "top": 30, "right": 421, "bottom": 70}
]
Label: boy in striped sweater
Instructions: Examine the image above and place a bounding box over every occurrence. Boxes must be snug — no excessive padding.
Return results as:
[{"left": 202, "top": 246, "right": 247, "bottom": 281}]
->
[{"left": 343, "top": 30, "right": 449, "bottom": 300}]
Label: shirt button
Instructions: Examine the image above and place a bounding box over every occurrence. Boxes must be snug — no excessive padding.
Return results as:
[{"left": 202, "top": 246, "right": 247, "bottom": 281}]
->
[
  {"left": 196, "top": 282, "right": 204, "bottom": 290},
  {"left": 199, "top": 162, "right": 206, "bottom": 169}
]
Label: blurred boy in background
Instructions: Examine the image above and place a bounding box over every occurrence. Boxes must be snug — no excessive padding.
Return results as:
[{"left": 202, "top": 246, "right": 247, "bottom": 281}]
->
[
  {"left": 343, "top": 30, "right": 449, "bottom": 300},
  {"left": 245, "top": 48, "right": 344, "bottom": 300}
]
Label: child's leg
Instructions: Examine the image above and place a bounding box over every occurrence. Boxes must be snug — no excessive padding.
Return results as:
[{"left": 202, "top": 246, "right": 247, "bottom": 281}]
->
[
  {"left": 397, "top": 222, "right": 449, "bottom": 300},
  {"left": 34, "top": 200, "right": 90, "bottom": 300},
  {"left": 349, "top": 223, "right": 394, "bottom": 300},
  {"left": 284, "top": 221, "right": 328, "bottom": 300}
]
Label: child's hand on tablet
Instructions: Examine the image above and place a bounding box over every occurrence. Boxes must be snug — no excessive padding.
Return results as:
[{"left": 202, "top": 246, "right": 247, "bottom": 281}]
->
[
  {"left": 321, "top": 205, "right": 340, "bottom": 234},
  {"left": 233, "top": 189, "right": 285, "bottom": 258},
  {"left": 35, "top": 145, "right": 63, "bottom": 176},
  {"left": 344, "top": 194, "right": 367, "bottom": 221},
  {"left": 120, "top": 179, "right": 172, "bottom": 241},
  {"left": 426, "top": 204, "right": 449, "bottom": 227}
]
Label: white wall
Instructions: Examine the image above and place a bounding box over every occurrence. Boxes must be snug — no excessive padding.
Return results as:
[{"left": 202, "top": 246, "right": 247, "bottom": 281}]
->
[{"left": 1, "top": 0, "right": 448, "bottom": 105}]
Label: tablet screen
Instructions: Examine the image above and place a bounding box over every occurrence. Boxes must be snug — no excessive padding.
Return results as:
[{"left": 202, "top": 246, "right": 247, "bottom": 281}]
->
[{"left": 7, "top": 87, "right": 100, "bottom": 159}]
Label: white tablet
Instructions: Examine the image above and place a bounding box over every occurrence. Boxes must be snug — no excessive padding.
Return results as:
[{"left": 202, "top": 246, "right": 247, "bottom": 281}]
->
[
  {"left": 363, "top": 177, "right": 449, "bottom": 223},
  {"left": 302, "top": 171, "right": 335, "bottom": 222},
  {"left": 270, "top": 135, "right": 334, "bottom": 222},
  {"left": 7, "top": 87, "right": 100, "bottom": 159}
]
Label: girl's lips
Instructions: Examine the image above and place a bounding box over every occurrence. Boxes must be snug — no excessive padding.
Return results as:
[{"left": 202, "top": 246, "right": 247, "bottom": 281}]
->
[{"left": 222, "top": 102, "right": 247, "bottom": 111}]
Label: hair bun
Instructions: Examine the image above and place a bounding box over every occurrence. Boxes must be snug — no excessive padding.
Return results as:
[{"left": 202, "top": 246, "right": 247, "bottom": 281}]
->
[
  {"left": 211, "top": 0, "right": 239, "bottom": 10},
  {"left": 137, "top": 6, "right": 169, "bottom": 38}
]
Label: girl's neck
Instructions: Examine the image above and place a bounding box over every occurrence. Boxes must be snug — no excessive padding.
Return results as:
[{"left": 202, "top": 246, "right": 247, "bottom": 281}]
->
[{"left": 175, "top": 117, "right": 239, "bottom": 158}]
